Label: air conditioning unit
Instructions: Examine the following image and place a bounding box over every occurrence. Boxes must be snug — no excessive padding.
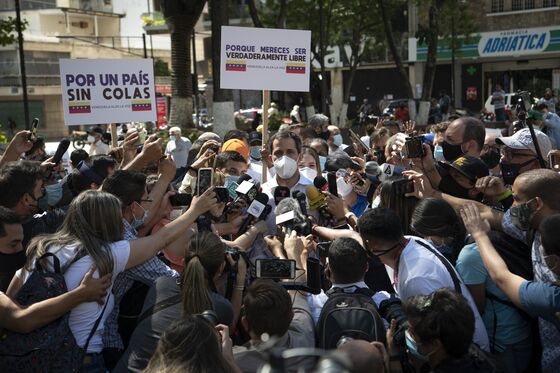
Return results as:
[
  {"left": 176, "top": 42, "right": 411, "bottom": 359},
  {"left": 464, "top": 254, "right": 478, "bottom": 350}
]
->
[{"left": 10, "top": 87, "right": 19, "bottom": 94}]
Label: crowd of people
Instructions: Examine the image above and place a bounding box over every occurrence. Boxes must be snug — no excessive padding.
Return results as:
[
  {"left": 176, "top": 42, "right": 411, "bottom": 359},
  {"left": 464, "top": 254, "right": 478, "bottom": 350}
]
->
[{"left": 0, "top": 103, "right": 559, "bottom": 373}]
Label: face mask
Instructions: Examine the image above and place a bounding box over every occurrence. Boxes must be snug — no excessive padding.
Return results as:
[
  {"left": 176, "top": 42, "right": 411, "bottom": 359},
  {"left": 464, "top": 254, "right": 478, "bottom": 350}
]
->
[
  {"left": 439, "top": 174, "right": 471, "bottom": 199},
  {"left": 500, "top": 158, "right": 537, "bottom": 186},
  {"left": 319, "top": 156, "right": 327, "bottom": 171},
  {"left": 250, "top": 146, "right": 261, "bottom": 161},
  {"left": 224, "top": 176, "right": 239, "bottom": 199},
  {"left": 480, "top": 149, "right": 501, "bottom": 169},
  {"left": 274, "top": 156, "right": 298, "bottom": 179},
  {"left": 441, "top": 140, "right": 464, "bottom": 162},
  {"left": 510, "top": 198, "right": 537, "bottom": 231},
  {"left": 0, "top": 250, "right": 26, "bottom": 273},
  {"left": 131, "top": 202, "right": 149, "bottom": 229},
  {"left": 45, "top": 182, "right": 63, "bottom": 207},
  {"left": 300, "top": 167, "right": 317, "bottom": 181},
  {"left": 87, "top": 135, "right": 95, "bottom": 143},
  {"left": 433, "top": 144, "right": 445, "bottom": 162},
  {"left": 374, "top": 150, "right": 386, "bottom": 165},
  {"left": 427, "top": 239, "right": 454, "bottom": 257},
  {"left": 318, "top": 131, "right": 330, "bottom": 141},
  {"left": 333, "top": 134, "right": 343, "bottom": 147},
  {"left": 337, "top": 177, "right": 354, "bottom": 197},
  {"left": 405, "top": 330, "right": 429, "bottom": 362}
]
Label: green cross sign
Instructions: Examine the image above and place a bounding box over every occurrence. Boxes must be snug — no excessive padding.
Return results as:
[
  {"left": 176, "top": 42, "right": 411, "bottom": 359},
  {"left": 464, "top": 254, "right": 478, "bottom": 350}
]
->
[{"left": 467, "top": 66, "right": 477, "bottom": 76}]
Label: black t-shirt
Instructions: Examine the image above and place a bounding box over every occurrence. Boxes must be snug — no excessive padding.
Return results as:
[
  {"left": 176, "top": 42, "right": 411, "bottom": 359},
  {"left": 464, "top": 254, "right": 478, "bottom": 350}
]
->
[{"left": 113, "top": 276, "right": 233, "bottom": 373}]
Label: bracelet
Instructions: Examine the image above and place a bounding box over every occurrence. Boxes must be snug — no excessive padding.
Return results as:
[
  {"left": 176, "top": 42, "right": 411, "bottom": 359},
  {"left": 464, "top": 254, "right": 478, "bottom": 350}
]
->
[
  {"left": 233, "top": 286, "right": 244, "bottom": 291},
  {"left": 497, "top": 189, "right": 512, "bottom": 201}
]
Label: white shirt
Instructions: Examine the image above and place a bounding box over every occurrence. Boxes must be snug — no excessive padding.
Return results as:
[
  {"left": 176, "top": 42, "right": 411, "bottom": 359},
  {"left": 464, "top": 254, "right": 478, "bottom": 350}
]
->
[
  {"left": 89, "top": 140, "right": 110, "bottom": 156},
  {"left": 247, "top": 160, "right": 274, "bottom": 184},
  {"left": 396, "top": 236, "right": 490, "bottom": 351},
  {"left": 17, "top": 241, "right": 131, "bottom": 353},
  {"left": 165, "top": 136, "right": 191, "bottom": 168}
]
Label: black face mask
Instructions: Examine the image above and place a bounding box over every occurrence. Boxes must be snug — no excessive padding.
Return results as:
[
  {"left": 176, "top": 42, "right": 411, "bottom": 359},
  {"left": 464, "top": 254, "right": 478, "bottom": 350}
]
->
[
  {"left": 441, "top": 140, "right": 464, "bottom": 162},
  {"left": 0, "top": 250, "right": 26, "bottom": 274},
  {"left": 374, "top": 149, "right": 386, "bottom": 165},
  {"left": 439, "top": 174, "right": 472, "bottom": 199},
  {"left": 480, "top": 149, "right": 501, "bottom": 169},
  {"left": 318, "top": 131, "right": 330, "bottom": 141},
  {"left": 500, "top": 158, "right": 537, "bottom": 186}
]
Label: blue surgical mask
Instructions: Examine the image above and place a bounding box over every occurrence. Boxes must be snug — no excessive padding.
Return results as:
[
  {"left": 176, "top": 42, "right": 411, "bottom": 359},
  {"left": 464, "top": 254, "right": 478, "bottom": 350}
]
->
[
  {"left": 319, "top": 156, "right": 327, "bottom": 171},
  {"left": 224, "top": 176, "right": 239, "bottom": 199},
  {"left": 250, "top": 146, "right": 261, "bottom": 161},
  {"left": 433, "top": 144, "right": 445, "bottom": 162},
  {"left": 333, "top": 134, "right": 343, "bottom": 147},
  {"left": 45, "top": 182, "right": 63, "bottom": 207},
  {"left": 405, "top": 330, "right": 429, "bottom": 362},
  {"left": 131, "top": 202, "right": 148, "bottom": 229}
]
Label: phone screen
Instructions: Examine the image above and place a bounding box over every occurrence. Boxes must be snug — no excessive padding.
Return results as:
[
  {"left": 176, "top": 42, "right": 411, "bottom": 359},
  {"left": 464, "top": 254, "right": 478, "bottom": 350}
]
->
[
  {"left": 256, "top": 259, "right": 296, "bottom": 279},
  {"left": 197, "top": 168, "right": 213, "bottom": 196},
  {"left": 30, "top": 118, "right": 39, "bottom": 140}
]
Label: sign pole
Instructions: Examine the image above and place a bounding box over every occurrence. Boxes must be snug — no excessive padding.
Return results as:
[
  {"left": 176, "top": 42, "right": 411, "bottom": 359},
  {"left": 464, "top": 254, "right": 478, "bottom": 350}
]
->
[
  {"left": 110, "top": 123, "right": 118, "bottom": 148},
  {"left": 261, "top": 90, "right": 270, "bottom": 183}
]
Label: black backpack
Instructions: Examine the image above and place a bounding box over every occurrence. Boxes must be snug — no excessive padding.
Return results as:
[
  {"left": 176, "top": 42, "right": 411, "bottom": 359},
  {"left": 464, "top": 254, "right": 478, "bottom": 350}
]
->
[
  {"left": 0, "top": 253, "right": 107, "bottom": 372},
  {"left": 316, "top": 287, "right": 386, "bottom": 349}
]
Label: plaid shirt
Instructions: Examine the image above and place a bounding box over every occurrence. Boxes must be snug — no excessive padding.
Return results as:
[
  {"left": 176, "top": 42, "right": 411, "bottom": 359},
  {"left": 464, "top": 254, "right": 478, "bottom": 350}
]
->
[{"left": 102, "top": 219, "right": 178, "bottom": 350}]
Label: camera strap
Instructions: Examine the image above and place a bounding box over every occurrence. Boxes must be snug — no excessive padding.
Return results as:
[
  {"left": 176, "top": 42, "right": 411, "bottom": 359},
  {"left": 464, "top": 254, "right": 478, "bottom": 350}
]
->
[
  {"left": 415, "top": 239, "right": 462, "bottom": 295},
  {"left": 136, "top": 294, "right": 182, "bottom": 325}
]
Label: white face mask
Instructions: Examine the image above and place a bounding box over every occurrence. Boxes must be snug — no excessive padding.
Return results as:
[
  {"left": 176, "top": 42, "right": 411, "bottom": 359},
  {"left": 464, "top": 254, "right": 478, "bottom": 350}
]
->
[
  {"left": 300, "top": 167, "right": 317, "bottom": 181},
  {"left": 337, "top": 177, "right": 354, "bottom": 197},
  {"left": 87, "top": 135, "right": 95, "bottom": 143},
  {"left": 319, "top": 156, "right": 327, "bottom": 171},
  {"left": 274, "top": 156, "right": 298, "bottom": 179},
  {"left": 333, "top": 134, "right": 343, "bottom": 147}
]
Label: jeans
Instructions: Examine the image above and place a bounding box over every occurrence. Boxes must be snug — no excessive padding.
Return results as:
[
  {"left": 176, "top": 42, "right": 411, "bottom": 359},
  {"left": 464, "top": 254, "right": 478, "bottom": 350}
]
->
[
  {"left": 494, "top": 335, "right": 532, "bottom": 373},
  {"left": 82, "top": 352, "right": 106, "bottom": 373},
  {"left": 495, "top": 107, "right": 506, "bottom": 122}
]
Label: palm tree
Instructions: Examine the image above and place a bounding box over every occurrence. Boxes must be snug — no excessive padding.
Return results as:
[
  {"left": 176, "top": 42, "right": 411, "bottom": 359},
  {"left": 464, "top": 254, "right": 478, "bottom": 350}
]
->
[{"left": 163, "top": 0, "right": 206, "bottom": 129}]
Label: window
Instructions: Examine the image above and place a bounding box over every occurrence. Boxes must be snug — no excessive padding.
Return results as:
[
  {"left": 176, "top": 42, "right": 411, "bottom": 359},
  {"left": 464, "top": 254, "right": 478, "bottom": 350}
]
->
[
  {"left": 512, "top": 0, "right": 535, "bottom": 10},
  {"left": 543, "top": 0, "right": 557, "bottom": 7},
  {"left": 491, "top": 0, "right": 504, "bottom": 12}
]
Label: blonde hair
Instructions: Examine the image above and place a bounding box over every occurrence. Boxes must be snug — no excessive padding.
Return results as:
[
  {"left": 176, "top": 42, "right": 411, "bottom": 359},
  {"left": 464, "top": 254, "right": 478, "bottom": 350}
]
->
[{"left": 26, "top": 190, "right": 124, "bottom": 276}]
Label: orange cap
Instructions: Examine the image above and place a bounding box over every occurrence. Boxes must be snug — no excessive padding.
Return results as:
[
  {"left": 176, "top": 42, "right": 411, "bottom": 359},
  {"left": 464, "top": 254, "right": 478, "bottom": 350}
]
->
[{"left": 221, "top": 139, "right": 249, "bottom": 161}]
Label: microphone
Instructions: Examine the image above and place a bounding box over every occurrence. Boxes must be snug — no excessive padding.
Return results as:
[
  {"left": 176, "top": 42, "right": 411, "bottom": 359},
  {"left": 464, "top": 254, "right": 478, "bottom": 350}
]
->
[
  {"left": 292, "top": 190, "right": 308, "bottom": 217},
  {"left": 225, "top": 174, "right": 257, "bottom": 214},
  {"left": 365, "top": 161, "right": 382, "bottom": 177},
  {"left": 314, "top": 176, "right": 329, "bottom": 192},
  {"left": 273, "top": 186, "right": 291, "bottom": 205},
  {"left": 275, "top": 197, "right": 307, "bottom": 236},
  {"left": 236, "top": 192, "right": 271, "bottom": 236},
  {"left": 306, "top": 186, "right": 326, "bottom": 211},
  {"left": 51, "top": 138, "right": 71, "bottom": 165}
]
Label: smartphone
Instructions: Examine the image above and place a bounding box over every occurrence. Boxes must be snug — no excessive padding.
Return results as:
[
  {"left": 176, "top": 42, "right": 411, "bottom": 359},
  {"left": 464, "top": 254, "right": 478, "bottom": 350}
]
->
[
  {"left": 197, "top": 168, "right": 213, "bottom": 197},
  {"left": 255, "top": 259, "right": 296, "bottom": 279},
  {"left": 29, "top": 118, "right": 39, "bottom": 140},
  {"left": 549, "top": 150, "right": 560, "bottom": 170},
  {"left": 404, "top": 135, "right": 425, "bottom": 159},
  {"left": 169, "top": 193, "right": 193, "bottom": 207},
  {"left": 349, "top": 128, "right": 370, "bottom": 154},
  {"left": 393, "top": 178, "right": 414, "bottom": 195},
  {"left": 215, "top": 186, "right": 230, "bottom": 203},
  {"left": 327, "top": 172, "right": 338, "bottom": 196}
]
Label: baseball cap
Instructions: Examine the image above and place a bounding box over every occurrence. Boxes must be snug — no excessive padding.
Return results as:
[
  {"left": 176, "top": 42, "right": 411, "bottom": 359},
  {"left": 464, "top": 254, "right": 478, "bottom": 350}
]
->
[
  {"left": 496, "top": 128, "right": 552, "bottom": 158},
  {"left": 89, "top": 126, "right": 104, "bottom": 135},
  {"left": 221, "top": 139, "right": 249, "bottom": 160},
  {"left": 440, "top": 156, "right": 489, "bottom": 182},
  {"left": 248, "top": 131, "right": 262, "bottom": 146}
]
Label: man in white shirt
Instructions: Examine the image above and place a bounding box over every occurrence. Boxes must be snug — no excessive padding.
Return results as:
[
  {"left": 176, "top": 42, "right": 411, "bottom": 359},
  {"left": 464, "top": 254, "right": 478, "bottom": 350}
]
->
[
  {"left": 327, "top": 125, "right": 348, "bottom": 155},
  {"left": 88, "top": 127, "right": 110, "bottom": 156},
  {"left": 165, "top": 126, "right": 191, "bottom": 182},
  {"left": 357, "top": 207, "right": 490, "bottom": 351},
  {"left": 261, "top": 130, "right": 313, "bottom": 234}
]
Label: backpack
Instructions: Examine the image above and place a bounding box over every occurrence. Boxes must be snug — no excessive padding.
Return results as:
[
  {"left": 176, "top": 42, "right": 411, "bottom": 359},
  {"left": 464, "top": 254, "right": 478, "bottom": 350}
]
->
[
  {"left": 316, "top": 287, "right": 386, "bottom": 349},
  {"left": 0, "top": 253, "right": 107, "bottom": 372}
]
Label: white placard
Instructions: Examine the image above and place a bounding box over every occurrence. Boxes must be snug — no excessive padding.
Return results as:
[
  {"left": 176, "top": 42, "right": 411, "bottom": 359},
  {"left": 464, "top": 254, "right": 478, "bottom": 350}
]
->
[
  {"left": 220, "top": 26, "right": 311, "bottom": 92},
  {"left": 60, "top": 59, "right": 156, "bottom": 126}
]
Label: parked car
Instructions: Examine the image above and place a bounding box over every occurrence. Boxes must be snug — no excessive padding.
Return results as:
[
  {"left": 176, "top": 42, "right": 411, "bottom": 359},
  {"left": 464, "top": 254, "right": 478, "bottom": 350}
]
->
[
  {"left": 483, "top": 92, "right": 533, "bottom": 117},
  {"left": 382, "top": 99, "right": 421, "bottom": 116}
]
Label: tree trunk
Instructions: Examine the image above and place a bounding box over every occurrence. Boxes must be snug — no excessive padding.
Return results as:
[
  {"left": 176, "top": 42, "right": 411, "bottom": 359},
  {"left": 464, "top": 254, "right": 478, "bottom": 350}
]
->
[
  {"left": 211, "top": 0, "right": 234, "bottom": 136},
  {"left": 421, "top": 0, "right": 442, "bottom": 102},
  {"left": 378, "top": 0, "right": 413, "bottom": 99},
  {"left": 339, "top": 61, "right": 359, "bottom": 128},
  {"left": 168, "top": 15, "right": 195, "bottom": 129},
  {"left": 303, "top": 92, "right": 315, "bottom": 121},
  {"left": 247, "top": 0, "right": 263, "bottom": 28}
]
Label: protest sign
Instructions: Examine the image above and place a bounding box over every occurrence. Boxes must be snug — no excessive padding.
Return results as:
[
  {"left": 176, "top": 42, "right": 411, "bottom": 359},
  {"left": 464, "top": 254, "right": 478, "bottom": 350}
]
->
[
  {"left": 59, "top": 59, "right": 156, "bottom": 126},
  {"left": 220, "top": 26, "right": 311, "bottom": 92}
]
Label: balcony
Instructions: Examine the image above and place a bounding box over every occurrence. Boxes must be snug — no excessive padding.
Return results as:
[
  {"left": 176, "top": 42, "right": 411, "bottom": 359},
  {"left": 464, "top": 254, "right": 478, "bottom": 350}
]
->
[
  {"left": 56, "top": 0, "right": 123, "bottom": 17},
  {"left": 142, "top": 11, "right": 169, "bottom": 35}
]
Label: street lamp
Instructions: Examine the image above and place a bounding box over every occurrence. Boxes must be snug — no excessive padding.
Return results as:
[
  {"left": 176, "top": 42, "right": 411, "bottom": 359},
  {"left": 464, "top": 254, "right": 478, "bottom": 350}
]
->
[{"left": 319, "top": 0, "right": 327, "bottom": 114}]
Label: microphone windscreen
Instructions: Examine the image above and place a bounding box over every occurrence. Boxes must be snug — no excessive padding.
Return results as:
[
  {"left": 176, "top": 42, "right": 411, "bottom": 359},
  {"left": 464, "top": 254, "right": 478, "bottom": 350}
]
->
[
  {"left": 273, "top": 186, "right": 291, "bottom": 205},
  {"left": 275, "top": 198, "right": 305, "bottom": 223},
  {"left": 314, "top": 176, "right": 328, "bottom": 192},
  {"left": 237, "top": 173, "right": 252, "bottom": 184},
  {"left": 52, "top": 138, "right": 71, "bottom": 164},
  {"left": 306, "top": 186, "right": 326, "bottom": 210}
]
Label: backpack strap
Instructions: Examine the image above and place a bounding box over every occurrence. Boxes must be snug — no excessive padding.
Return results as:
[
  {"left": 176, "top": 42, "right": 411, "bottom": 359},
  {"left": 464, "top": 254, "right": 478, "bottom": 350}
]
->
[
  {"left": 35, "top": 253, "right": 61, "bottom": 273},
  {"left": 136, "top": 294, "right": 182, "bottom": 325},
  {"left": 415, "top": 240, "right": 462, "bottom": 295},
  {"left": 326, "top": 286, "right": 375, "bottom": 298},
  {"left": 82, "top": 297, "right": 109, "bottom": 353}
]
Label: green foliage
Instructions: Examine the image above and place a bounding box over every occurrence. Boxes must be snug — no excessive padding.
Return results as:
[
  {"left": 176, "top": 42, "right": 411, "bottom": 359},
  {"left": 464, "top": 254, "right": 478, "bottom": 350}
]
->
[
  {"left": 0, "top": 17, "right": 27, "bottom": 47},
  {"left": 154, "top": 59, "right": 171, "bottom": 76}
]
